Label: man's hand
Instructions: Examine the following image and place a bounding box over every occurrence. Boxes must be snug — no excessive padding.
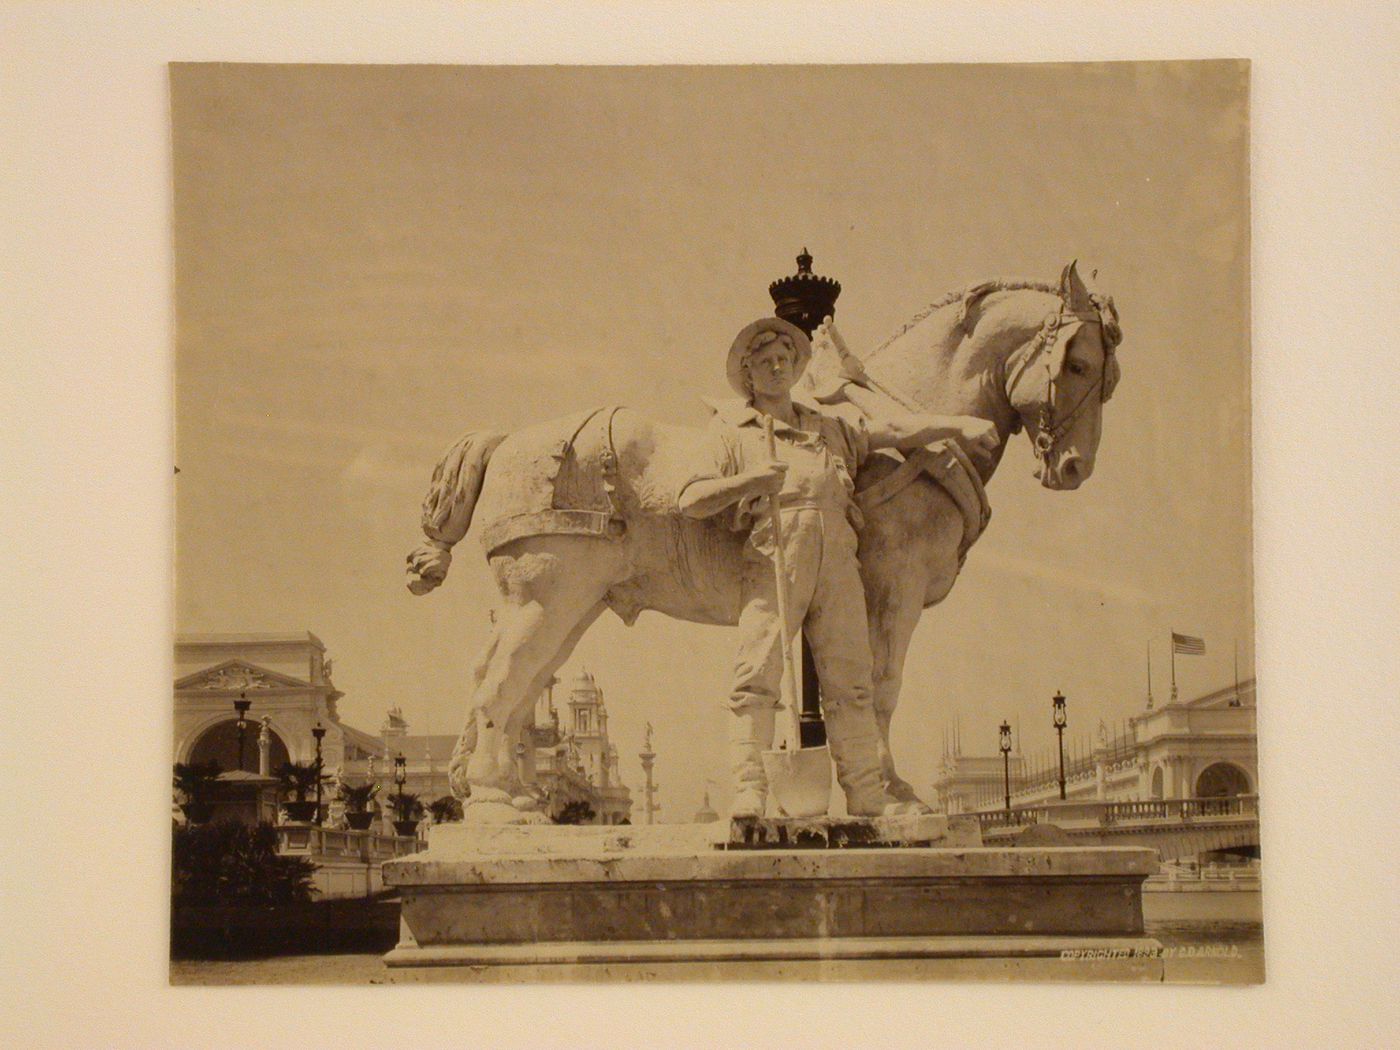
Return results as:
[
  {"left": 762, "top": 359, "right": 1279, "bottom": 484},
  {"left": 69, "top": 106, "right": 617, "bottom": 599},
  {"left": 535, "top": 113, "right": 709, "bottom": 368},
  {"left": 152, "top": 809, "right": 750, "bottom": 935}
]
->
[
  {"left": 744, "top": 460, "right": 788, "bottom": 497},
  {"left": 677, "top": 461, "right": 787, "bottom": 520},
  {"left": 955, "top": 416, "right": 1000, "bottom": 461}
]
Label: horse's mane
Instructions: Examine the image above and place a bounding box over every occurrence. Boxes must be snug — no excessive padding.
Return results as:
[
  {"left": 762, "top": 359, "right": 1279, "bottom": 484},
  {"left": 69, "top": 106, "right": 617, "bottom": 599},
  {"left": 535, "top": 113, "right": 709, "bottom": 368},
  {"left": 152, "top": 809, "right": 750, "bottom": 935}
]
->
[{"left": 867, "top": 280, "right": 1060, "bottom": 362}]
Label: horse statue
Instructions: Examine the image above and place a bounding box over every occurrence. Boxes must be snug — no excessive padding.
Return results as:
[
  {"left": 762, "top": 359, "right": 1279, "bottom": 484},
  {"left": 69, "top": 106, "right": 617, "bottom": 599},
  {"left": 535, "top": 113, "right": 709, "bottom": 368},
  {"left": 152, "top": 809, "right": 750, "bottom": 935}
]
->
[{"left": 406, "top": 262, "right": 1122, "bottom": 820}]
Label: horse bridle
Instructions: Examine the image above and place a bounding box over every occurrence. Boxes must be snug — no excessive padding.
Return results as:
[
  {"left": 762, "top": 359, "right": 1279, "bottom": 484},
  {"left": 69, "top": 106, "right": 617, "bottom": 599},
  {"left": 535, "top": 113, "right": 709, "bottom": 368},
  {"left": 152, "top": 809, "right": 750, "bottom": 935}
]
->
[{"left": 1004, "top": 302, "right": 1113, "bottom": 463}]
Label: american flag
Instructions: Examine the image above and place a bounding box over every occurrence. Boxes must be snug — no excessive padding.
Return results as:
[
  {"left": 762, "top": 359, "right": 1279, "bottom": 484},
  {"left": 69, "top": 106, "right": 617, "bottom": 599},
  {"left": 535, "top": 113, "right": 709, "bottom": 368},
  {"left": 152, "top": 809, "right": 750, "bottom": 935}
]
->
[{"left": 1172, "top": 632, "right": 1206, "bottom": 656}]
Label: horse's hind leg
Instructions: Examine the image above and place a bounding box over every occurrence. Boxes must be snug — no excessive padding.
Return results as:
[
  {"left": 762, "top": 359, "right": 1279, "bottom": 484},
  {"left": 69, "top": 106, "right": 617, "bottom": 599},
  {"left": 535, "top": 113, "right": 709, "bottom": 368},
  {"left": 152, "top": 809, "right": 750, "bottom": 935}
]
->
[
  {"left": 500, "top": 598, "right": 607, "bottom": 808},
  {"left": 450, "top": 535, "right": 621, "bottom": 822}
]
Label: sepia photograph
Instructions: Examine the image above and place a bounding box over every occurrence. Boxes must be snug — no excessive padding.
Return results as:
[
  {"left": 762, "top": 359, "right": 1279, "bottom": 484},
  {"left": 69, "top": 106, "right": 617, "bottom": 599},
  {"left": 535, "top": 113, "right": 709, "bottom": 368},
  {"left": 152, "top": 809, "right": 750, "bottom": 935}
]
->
[
  {"left": 6, "top": 3, "right": 1397, "bottom": 1047},
  {"left": 168, "top": 60, "right": 1258, "bottom": 984}
]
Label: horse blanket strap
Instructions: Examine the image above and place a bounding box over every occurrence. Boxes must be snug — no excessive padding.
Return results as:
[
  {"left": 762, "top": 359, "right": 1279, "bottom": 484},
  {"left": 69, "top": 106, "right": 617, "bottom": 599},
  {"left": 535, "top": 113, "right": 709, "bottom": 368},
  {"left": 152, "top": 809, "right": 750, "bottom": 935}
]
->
[
  {"left": 479, "top": 405, "right": 628, "bottom": 555},
  {"left": 853, "top": 438, "right": 991, "bottom": 559}
]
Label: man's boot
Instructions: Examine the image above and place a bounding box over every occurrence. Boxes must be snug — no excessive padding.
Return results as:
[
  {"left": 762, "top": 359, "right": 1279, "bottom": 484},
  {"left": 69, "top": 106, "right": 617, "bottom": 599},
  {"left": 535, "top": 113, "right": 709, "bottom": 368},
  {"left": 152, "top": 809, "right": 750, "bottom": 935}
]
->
[
  {"left": 823, "top": 701, "right": 907, "bottom": 817},
  {"left": 728, "top": 701, "right": 777, "bottom": 818}
]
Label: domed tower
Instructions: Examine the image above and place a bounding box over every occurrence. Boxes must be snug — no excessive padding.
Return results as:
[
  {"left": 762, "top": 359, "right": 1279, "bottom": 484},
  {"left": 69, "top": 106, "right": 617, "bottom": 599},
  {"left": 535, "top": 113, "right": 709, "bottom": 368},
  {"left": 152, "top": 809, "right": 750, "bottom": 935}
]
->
[{"left": 567, "top": 669, "right": 610, "bottom": 788}]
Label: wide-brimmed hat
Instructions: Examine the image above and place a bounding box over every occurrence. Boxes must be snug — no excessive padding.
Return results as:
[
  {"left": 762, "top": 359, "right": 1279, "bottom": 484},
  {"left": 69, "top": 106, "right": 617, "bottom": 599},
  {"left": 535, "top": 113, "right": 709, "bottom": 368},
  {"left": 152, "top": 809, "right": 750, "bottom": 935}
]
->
[{"left": 726, "top": 317, "right": 812, "bottom": 397}]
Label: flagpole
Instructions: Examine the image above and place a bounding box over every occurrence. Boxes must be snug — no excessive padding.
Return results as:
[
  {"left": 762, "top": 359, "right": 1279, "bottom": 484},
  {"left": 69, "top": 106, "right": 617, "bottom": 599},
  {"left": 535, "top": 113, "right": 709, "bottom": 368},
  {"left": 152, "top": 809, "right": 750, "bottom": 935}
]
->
[
  {"left": 1170, "top": 631, "right": 1178, "bottom": 701},
  {"left": 1146, "top": 640, "right": 1154, "bottom": 709},
  {"left": 1234, "top": 640, "right": 1241, "bottom": 706}
]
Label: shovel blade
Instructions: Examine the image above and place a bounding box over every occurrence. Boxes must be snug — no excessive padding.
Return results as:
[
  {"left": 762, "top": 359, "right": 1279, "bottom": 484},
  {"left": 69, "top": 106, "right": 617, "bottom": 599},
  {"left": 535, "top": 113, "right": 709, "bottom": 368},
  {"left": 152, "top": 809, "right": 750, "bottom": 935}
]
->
[{"left": 762, "top": 746, "right": 832, "bottom": 819}]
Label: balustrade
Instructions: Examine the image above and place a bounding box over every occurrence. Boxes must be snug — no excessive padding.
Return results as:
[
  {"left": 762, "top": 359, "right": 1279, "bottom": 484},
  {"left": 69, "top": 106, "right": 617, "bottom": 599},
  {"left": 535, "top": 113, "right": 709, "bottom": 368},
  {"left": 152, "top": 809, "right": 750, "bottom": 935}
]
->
[
  {"left": 276, "top": 823, "right": 423, "bottom": 861},
  {"left": 975, "top": 795, "right": 1259, "bottom": 832}
]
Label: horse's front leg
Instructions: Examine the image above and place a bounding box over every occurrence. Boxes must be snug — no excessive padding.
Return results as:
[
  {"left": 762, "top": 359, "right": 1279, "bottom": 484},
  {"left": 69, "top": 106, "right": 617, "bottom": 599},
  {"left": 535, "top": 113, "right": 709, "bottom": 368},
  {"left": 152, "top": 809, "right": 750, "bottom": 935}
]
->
[
  {"left": 867, "top": 571, "right": 929, "bottom": 807},
  {"left": 859, "top": 519, "right": 934, "bottom": 809}
]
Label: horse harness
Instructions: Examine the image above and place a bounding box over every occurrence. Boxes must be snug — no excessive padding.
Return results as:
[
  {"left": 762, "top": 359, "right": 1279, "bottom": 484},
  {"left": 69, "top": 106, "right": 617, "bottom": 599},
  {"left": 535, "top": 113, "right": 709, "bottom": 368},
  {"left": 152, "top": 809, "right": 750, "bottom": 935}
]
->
[{"left": 1003, "top": 300, "right": 1115, "bottom": 464}]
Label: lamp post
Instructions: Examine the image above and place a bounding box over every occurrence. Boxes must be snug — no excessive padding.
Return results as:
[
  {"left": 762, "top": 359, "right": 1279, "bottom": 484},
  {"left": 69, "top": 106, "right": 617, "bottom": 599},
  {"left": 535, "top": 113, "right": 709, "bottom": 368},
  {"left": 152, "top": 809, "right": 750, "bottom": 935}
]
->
[
  {"left": 999, "top": 721, "right": 1012, "bottom": 812},
  {"left": 1052, "top": 691, "right": 1068, "bottom": 801},
  {"left": 394, "top": 753, "right": 407, "bottom": 822},
  {"left": 233, "top": 693, "right": 252, "bottom": 772},
  {"left": 312, "top": 722, "right": 326, "bottom": 825}
]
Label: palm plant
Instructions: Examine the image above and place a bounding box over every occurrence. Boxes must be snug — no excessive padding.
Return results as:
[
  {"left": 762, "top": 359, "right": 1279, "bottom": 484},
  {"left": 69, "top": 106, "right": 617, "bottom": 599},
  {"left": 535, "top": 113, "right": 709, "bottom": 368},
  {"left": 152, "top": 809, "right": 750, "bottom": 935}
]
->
[
  {"left": 337, "top": 781, "right": 379, "bottom": 814},
  {"left": 173, "top": 761, "right": 222, "bottom": 805},
  {"left": 391, "top": 791, "right": 424, "bottom": 822},
  {"left": 173, "top": 761, "right": 222, "bottom": 824},
  {"left": 428, "top": 795, "right": 463, "bottom": 823},
  {"left": 274, "top": 760, "right": 326, "bottom": 803}
]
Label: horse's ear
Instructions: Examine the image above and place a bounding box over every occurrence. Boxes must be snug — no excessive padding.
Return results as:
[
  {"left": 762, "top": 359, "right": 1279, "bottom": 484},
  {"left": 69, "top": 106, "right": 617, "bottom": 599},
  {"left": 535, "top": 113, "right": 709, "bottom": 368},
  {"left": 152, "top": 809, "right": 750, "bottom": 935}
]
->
[
  {"left": 957, "top": 280, "right": 1000, "bottom": 334},
  {"left": 1058, "top": 260, "right": 1093, "bottom": 314}
]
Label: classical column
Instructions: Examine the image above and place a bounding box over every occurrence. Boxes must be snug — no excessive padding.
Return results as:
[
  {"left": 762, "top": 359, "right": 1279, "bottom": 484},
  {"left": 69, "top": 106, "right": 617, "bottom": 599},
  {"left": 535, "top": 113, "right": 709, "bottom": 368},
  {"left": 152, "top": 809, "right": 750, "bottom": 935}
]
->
[
  {"left": 639, "top": 723, "right": 659, "bottom": 825},
  {"left": 1093, "top": 720, "right": 1109, "bottom": 800},
  {"left": 257, "top": 716, "right": 272, "bottom": 776}
]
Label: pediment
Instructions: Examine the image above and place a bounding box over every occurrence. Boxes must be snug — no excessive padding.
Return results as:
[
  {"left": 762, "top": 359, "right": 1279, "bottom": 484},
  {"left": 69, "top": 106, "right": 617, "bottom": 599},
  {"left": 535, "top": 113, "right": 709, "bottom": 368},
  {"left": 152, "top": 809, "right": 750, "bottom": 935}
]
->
[{"left": 175, "top": 659, "right": 311, "bottom": 692}]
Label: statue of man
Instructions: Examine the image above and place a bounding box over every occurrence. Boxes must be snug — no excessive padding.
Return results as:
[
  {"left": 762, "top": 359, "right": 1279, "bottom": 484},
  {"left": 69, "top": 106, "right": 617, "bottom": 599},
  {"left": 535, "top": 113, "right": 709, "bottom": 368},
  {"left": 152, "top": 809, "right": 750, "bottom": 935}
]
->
[{"left": 677, "top": 317, "right": 999, "bottom": 817}]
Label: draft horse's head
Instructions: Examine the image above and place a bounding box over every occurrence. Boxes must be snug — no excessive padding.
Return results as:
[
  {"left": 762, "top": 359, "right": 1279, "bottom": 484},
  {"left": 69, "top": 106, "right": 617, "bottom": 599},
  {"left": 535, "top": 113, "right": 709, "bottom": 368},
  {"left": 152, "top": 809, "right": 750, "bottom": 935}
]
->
[{"left": 1004, "top": 261, "right": 1123, "bottom": 490}]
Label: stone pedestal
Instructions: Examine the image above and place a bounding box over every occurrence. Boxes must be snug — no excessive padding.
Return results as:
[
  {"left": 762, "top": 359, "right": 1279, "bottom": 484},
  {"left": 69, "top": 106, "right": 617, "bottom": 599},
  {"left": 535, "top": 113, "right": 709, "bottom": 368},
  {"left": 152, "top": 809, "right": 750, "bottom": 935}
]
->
[
  {"left": 383, "top": 823, "right": 1159, "bottom": 980},
  {"left": 381, "top": 819, "right": 1161, "bottom": 979}
]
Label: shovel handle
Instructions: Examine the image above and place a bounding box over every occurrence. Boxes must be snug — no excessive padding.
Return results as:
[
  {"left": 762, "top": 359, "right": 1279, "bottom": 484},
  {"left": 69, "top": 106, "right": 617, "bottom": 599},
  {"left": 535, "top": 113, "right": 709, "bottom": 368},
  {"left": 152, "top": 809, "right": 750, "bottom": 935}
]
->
[{"left": 764, "top": 416, "right": 803, "bottom": 747}]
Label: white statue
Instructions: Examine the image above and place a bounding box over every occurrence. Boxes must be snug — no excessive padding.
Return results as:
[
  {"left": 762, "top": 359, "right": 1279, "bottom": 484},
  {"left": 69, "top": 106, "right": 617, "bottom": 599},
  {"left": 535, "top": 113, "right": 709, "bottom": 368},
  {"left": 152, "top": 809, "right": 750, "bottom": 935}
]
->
[
  {"left": 676, "top": 317, "right": 996, "bottom": 818},
  {"left": 406, "top": 263, "right": 1122, "bottom": 822}
]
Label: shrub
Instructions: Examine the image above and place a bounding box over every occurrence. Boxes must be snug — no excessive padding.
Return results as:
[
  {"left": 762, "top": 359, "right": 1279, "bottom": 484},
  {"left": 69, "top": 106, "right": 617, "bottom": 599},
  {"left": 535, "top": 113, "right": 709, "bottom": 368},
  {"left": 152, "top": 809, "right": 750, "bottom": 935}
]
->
[
  {"left": 553, "top": 800, "right": 596, "bottom": 825},
  {"left": 172, "top": 821, "right": 316, "bottom": 906},
  {"left": 391, "top": 791, "right": 425, "bottom": 822},
  {"left": 428, "top": 795, "right": 463, "bottom": 823},
  {"left": 173, "top": 761, "right": 222, "bottom": 805},
  {"left": 275, "top": 760, "right": 327, "bottom": 802},
  {"left": 337, "top": 781, "right": 379, "bottom": 813}
]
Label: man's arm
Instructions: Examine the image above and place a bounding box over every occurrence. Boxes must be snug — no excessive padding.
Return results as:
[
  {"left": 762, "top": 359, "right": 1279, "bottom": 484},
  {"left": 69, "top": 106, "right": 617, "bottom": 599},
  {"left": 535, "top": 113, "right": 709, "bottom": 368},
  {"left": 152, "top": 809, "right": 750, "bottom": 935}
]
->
[
  {"left": 677, "top": 462, "right": 787, "bottom": 520},
  {"left": 866, "top": 412, "right": 1000, "bottom": 460}
]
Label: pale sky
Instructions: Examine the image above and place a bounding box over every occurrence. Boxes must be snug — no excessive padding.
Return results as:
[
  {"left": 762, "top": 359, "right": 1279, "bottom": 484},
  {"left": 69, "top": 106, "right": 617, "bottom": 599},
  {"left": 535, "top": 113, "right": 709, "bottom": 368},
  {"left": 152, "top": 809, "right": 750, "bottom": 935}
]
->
[{"left": 173, "top": 62, "right": 1252, "bottom": 818}]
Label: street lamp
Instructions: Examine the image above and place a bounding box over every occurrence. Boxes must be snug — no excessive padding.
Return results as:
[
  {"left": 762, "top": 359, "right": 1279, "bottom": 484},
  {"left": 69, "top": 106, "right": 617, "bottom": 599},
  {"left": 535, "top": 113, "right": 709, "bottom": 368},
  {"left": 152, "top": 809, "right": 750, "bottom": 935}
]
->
[
  {"left": 311, "top": 722, "right": 326, "bottom": 825},
  {"left": 233, "top": 693, "right": 252, "bottom": 772},
  {"left": 1052, "top": 691, "right": 1068, "bottom": 801},
  {"left": 999, "top": 721, "right": 1013, "bottom": 812},
  {"left": 394, "top": 753, "right": 407, "bottom": 819}
]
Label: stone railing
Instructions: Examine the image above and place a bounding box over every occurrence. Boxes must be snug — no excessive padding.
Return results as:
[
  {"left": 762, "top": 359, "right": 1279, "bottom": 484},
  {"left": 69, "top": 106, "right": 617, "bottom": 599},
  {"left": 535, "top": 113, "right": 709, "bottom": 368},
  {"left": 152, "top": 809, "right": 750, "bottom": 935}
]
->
[
  {"left": 276, "top": 823, "right": 421, "bottom": 862},
  {"left": 1149, "top": 862, "right": 1261, "bottom": 885},
  {"left": 975, "top": 795, "right": 1260, "bottom": 831}
]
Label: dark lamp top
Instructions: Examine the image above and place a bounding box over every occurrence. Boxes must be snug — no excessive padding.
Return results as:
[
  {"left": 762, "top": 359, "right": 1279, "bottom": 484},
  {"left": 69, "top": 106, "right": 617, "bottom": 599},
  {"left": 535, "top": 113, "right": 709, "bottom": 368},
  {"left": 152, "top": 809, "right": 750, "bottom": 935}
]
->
[{"left": 769, "top": 247, "right": 840, "bottom": 338}]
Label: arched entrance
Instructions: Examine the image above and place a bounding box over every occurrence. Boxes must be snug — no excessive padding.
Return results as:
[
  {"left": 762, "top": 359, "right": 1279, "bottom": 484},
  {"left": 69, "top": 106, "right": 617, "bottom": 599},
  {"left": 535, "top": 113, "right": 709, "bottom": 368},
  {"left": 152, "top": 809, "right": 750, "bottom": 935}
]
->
[
  {"left": 1194, "top": 762, "right": 1251, "bottom": 798},
  {"left": 186, "top": 719, "right": 290, "bottom": 773},
  {"left": 1150, "top": 766, "right": 1164, "bottom": 799}
]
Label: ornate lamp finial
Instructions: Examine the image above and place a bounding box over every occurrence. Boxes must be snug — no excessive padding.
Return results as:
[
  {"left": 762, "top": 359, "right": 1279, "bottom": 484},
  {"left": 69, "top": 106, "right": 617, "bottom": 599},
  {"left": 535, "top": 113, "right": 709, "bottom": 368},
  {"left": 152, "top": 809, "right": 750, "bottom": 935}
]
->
[{"left": 769, "top": 249, "right": 840, "bottom": 337}]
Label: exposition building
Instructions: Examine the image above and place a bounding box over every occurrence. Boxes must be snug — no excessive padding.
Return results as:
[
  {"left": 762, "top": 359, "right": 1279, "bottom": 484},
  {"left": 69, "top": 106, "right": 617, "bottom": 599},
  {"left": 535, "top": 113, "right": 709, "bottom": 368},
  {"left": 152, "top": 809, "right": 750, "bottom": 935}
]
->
[{"left": 173, "top": 633, "right": 632, "bottom": 825}]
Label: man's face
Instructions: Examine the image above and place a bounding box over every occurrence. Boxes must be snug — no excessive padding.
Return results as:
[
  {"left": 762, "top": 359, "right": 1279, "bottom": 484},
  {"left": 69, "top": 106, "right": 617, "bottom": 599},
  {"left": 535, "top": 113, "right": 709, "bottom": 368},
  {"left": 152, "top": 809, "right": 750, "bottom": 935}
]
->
[{"left": 746, "top": 338, "right": 798, "bottom": 398}]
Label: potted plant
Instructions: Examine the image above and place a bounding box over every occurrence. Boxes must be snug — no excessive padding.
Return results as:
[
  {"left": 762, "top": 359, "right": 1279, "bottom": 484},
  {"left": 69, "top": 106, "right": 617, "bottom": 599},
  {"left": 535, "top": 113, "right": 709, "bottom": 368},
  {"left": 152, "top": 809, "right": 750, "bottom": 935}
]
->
[
  {"left": 337, "top": 781, "right": 379, "bottom": 831},
  {"left": 275, "top": 760, "right": 326, "bottom": 823},
  {"left": 391, "top": 791, "right": 424, "bottom": 837},
  {"left": 552, "top": 799, "right": 596, "bottom": 825},
  {"left": 173, "top": 761, "right": 222, "bottom": 824},
  {"left": 428, "top": 795, "right": 463, "bottom": 824}
]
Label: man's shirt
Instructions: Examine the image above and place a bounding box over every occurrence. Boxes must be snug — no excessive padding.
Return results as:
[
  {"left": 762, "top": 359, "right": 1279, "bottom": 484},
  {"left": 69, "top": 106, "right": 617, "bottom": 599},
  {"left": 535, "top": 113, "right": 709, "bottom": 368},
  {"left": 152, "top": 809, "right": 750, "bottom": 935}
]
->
[{"left": 679, "top": 397, "right": 871, "bottom": 537}]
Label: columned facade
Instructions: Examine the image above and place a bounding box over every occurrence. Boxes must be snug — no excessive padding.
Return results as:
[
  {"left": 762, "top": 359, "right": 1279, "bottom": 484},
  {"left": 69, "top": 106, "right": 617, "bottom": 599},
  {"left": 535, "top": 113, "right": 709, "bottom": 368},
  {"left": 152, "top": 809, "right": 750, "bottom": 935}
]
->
[
  {"left": 175, "top": 633, "right": 632, "bottom": 827},
  {"left": 935, "top": 679, "right": 1257, "bottom": 811}
]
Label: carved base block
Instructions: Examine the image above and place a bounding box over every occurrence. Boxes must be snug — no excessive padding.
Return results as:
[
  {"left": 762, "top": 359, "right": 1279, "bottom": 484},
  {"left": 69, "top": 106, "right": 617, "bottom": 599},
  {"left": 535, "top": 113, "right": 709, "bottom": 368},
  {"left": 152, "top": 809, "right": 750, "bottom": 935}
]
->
[{"left": 381, "top": 824, "right": 1158, "bottom": 977}]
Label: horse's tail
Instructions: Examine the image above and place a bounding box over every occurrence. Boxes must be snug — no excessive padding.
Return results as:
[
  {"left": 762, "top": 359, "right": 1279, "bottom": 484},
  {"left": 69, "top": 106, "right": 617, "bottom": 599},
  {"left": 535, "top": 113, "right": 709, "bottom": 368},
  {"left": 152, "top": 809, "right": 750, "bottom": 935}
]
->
[{"left": 406, "top": 429, "right": 509, "bottom": 595}]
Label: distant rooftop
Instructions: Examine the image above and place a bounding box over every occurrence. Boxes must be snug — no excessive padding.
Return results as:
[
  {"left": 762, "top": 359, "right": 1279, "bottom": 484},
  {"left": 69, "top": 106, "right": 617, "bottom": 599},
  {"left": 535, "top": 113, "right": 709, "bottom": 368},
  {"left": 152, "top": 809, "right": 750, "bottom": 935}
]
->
[{"left": 177, "top": 632, "right": 326, "bottom": 648}]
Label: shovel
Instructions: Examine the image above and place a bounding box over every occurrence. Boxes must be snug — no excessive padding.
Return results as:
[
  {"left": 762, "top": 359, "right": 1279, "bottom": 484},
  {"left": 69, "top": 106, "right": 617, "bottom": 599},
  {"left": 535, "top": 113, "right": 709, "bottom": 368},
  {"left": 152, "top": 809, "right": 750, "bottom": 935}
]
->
[{"left": 759, "top": 416, "right": 833, "bottom": 818}]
